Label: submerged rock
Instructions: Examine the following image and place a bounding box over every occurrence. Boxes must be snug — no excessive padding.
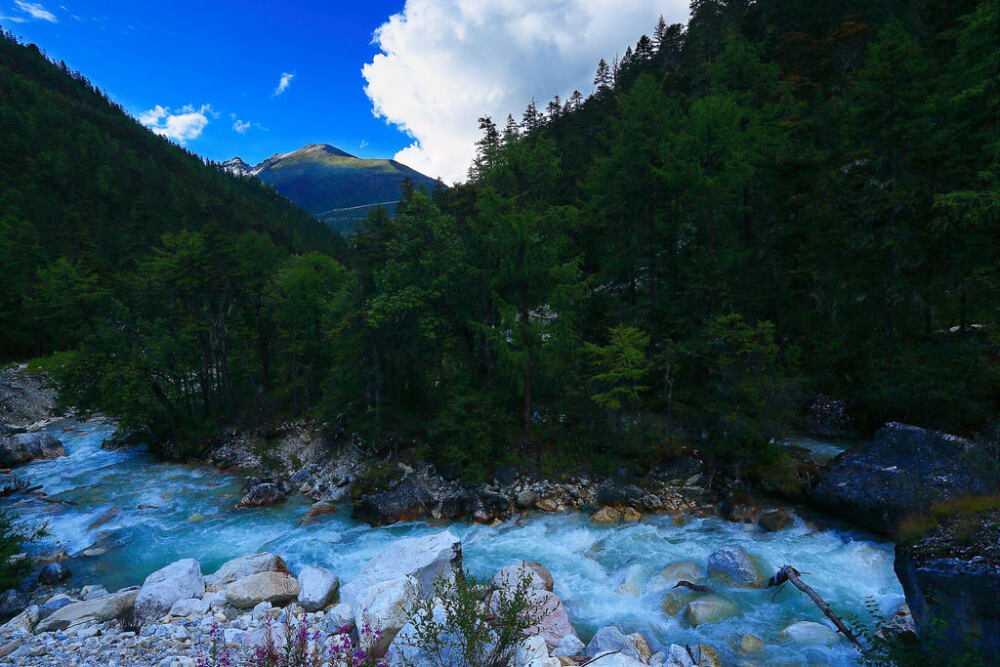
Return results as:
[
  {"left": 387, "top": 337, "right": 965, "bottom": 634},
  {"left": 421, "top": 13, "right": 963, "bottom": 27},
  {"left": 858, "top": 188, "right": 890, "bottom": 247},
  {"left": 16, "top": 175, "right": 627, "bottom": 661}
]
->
[
  {"left": 780, "top": 620, "right": 843, "bottom": 645},
  {"left": 0, "top": 589, "right": 27, "bottom": 621},
  {"left": 706, "top": 545, "right": 761, "bottom": 586},
  {"left": 811, "top": 422, "right": 995, "bottom": 533},
  {"left": 757, "top": 509, "right": 794, "bottom": 532},
  {"left": 683, "top": 595, "right": 739, "bottom": 627}
]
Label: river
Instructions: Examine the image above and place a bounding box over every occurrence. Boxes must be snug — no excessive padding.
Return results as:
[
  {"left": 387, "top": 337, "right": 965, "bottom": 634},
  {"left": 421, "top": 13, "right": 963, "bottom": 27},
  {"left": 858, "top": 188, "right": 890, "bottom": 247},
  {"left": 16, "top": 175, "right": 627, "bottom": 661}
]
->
[{"left": 8, "top": 415, "right": 904, "bottom": 665}]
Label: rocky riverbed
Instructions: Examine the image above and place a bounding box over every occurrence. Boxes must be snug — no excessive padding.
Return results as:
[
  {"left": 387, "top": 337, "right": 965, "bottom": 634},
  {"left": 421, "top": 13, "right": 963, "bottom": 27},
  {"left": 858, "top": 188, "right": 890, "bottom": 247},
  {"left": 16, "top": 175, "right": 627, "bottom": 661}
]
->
[{"left": 1, "top": 530, "right": 908, "bottom": 666}]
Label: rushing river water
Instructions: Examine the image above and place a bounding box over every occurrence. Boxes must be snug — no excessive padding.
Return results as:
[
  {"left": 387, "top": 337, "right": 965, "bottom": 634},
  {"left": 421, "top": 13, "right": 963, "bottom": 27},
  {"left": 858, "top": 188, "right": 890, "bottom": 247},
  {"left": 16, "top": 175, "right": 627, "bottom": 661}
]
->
[{"left": 8, "top": 416, "right": 904, "bottom": 665}]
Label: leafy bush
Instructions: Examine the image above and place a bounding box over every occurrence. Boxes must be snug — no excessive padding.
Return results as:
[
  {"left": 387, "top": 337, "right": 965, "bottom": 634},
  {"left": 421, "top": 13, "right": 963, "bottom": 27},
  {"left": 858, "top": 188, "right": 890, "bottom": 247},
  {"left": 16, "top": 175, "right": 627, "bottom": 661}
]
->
[{"left": 398, "top": 567, "right": 545, "bottom": 667}]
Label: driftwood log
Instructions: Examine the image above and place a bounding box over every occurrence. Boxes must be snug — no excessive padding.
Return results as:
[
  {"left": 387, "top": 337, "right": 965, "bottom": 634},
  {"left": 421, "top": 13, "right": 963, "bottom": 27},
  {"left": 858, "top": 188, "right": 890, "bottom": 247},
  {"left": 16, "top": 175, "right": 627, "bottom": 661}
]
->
[{"left": 768, "top": 565, "right": 863, "bottom": 648}]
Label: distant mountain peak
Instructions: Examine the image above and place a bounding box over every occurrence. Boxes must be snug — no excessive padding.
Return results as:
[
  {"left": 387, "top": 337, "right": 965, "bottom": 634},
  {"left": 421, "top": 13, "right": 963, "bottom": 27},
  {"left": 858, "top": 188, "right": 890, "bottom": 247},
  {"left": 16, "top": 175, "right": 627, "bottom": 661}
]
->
[
  {"left": 220, "top": 143, "right": 439, "bottom": 235},
  {"left": 220, "top": 156, "right": 252, "bottom": 176}
]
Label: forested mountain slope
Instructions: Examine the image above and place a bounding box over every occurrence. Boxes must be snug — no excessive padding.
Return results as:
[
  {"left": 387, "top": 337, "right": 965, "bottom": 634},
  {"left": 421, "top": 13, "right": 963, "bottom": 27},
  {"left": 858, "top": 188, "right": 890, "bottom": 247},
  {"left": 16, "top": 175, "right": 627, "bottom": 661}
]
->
[
  {"left": 0, "top": 29, "right": 344, "bottom": 444},
  {"left": 327, "top": 0, "right": 999, "bottom": 480}
]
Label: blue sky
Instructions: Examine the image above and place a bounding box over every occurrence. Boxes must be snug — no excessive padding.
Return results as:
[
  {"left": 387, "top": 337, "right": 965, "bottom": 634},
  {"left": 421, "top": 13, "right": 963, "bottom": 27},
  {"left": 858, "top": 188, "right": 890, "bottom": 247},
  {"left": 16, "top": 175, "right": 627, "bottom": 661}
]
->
[{"left": 2, "top": 1, "right": 688, "bottom": 182}]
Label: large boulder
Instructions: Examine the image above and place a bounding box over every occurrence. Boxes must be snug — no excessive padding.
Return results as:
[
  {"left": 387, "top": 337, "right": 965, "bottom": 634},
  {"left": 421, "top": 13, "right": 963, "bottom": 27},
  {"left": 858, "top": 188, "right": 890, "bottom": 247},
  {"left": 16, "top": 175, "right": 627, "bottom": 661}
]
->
[
  {"left": 297, "top": 566, "right": 339, "bottom": 612},
  {"left": 0, "top": 604, "right": 38, "bottom": 635},
  {"left": 0, "top": 432, "right": 65, "bottom": 466},
  {"left": 493, "top": 561, "right": 554, "bottom": 592},
  {"left": 36, "top": 589, "right": 138, "bottom": 632},
  {"left": 204, "top": 552, "right": 289, "bottom": 588},
  {"left": 355, "top": 576, "right": 419, "bottom": 657},
  {"left": 811, "top": 422, "right": 996, "bottom": 533},
  {"left": 340, "top": 531, "right": 461, "bottom": 609},
  {"left": 895, "top": 541, "right": 1000, "bottom": 661},
  {"left": 352, "top": 476, "right": 432, "bottom": 526},
  {"left": 134, "top": 558, "right": 204, "bottom": 618},
  {"left": 706, "top": 545, "right": 761, "bottom": 586},
  {"left": 224, "top": 571, "right": 300, "bottom": 609},
  {"left": 585, "top": 625, "right": 642, "bottom": 661},
  {"left": 37, "top": 594, "right": 75, "bottom": 619},
  {"left": 524, "top": 589, "right": 573, "bottom": 649}
]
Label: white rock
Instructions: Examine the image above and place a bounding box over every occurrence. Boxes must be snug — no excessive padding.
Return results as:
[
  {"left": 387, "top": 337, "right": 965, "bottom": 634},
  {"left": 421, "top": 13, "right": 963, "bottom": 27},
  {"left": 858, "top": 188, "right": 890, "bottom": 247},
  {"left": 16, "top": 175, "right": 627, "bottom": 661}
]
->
[
  {"left": 516, "top": 635, "right": 550, "bottom": 663},
  {"left": 204, "top": 553, "right": 289, "bottom": 588},
  {"left": 251, "top": 601, "right": 272, "bottom": 620},
  {"left": 168, "top": 597, "right": 209, "bottom": 617},
  {"left": 585, "top": 653, "right": 647, "bottom": 667},
  {"left": 204, "top": 590, "right": 228, "bottom": 610},
  {"left": 135, "top": 559, "right": 205, "bottom": 618},
  {"left": 36, "top": 590, "right": 139, "bottom": 632},
  {"left": 224, "top": 571, "right": 300, "bottom": 609},
  {"left": 355, "top": 576, "right": 419, "bottom": 657},
  {"left": 297, "top": 565, "right": 339, "bottom": 612},
  {"left": 340, "top": 531, "right": 461, "bottom": 609},
  {"left": 666, "top": 644, "right": 696, "bottom": 667},
  {"left": 553, "top": 633, "right": 585, "bottom": 657},
  {"left": 493, "top": 561, "right": 554, "bottom": 592}
]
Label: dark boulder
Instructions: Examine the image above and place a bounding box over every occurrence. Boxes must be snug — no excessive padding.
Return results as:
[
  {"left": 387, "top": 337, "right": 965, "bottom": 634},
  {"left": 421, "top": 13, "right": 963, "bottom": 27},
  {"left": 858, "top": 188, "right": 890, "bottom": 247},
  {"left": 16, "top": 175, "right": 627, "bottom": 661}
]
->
[
  {"left": 235, "top": 481, "right": 287, "bottom": 509},
  {"left": 811, "top": 423, "right": 995, "bottom": 533},
  {"left": 0, "top": 431, "right": 65, "bottom": 467},
  {"left": 38, "top": 594, "right": 75, "bottom": 619},
  {"left": 895, "top": 543, "right": 1000, "bottom": 661},
  {"left": 596, "top": 484, "right": 645, "bottom": 508},
  {"left": 493, "top": 465, "right": 518, "bottom": 487},
  {"left": 437, "top": 491, "right": 476, "bottom": 520},
  {"left": 0, "top": 589, "right": 27, "bottom": 621},
  {"left": 38, "top": 562, "right": 71, "bottom": 585},
  {"left": 757, "top": 509, "right": 794, "bottom": 532},
  {"left": 473, "top": 491, "right": 511, "bottom": 523},
  {"left": 352, "top": 476, "right": 431, "bottom": 526}
]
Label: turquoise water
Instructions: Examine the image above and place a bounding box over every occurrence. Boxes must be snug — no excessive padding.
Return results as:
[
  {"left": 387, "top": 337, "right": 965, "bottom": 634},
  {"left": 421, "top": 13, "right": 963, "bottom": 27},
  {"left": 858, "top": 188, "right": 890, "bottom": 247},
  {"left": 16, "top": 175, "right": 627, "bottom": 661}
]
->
[{"left": 9, "top": 417, "right": 903, "bottom": 665}]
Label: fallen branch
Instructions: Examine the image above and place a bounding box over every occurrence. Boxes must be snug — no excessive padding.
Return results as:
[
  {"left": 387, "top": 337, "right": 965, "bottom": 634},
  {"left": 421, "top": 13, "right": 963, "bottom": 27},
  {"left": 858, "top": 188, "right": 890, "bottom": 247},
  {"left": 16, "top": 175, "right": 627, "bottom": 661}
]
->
[
  {"left": 767, "top": 565, "right": 862, "bottom": 648},
  {"left": 35, "top": 495, "right": 76, "bottom": 505}
]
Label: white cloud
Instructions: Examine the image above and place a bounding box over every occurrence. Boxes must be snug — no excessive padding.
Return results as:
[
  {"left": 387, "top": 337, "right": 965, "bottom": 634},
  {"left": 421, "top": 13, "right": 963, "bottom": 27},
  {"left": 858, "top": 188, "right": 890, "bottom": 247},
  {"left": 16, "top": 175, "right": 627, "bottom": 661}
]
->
[
  {"left": 360, "top": 139, "right": 369, "bottom": 149},
  {"left": 14, "top": 1, "right": 57, "bottom": 22},
  {"left": 233, "top": 119, "right": 251, "bottom": 134},
  {"left": 139, "top": 103, "right": 212, "bottom": 143},
  {"left": 273, "top": 72, "right": 294, "bottom": 96},
  {"left": 362, "top": 0, "right": 688, "bottom": 182}
]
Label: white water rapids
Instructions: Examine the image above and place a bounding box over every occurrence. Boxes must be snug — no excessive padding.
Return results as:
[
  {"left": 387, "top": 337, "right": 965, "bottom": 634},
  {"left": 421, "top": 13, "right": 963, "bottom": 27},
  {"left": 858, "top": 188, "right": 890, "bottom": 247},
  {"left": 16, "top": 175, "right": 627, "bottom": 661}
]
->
[{"left": 7, "top": 416, "right": 904, "bottom": 665}]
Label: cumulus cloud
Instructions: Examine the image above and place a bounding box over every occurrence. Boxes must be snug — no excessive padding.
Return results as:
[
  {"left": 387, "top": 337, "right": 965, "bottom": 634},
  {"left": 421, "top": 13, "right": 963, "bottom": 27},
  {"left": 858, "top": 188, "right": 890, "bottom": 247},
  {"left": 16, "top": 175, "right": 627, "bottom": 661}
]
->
[
  {"left": 139, "top": 104, "right": 212, "bottom": 143},
  {"left": 362, "top": 0, "right": 688, "bottom": 182},
  {"left": 233, "top": 119, "right": 251, "bottom": 134},
  {"left": 273, "top": 72, "right": 294, "bottom": 96},
  {"left": 14, "top": 1, "right": 57, "bottom": 22}
]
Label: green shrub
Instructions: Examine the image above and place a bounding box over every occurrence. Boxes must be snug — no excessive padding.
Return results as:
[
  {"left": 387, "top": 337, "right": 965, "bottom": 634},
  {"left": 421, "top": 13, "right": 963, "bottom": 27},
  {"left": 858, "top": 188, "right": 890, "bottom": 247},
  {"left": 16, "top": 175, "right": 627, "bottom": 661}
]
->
[
  {"left": 0, "top": 507, "right": 48, "bottom": 590},
  {"left": 398, "top": 567, "right": 545, "bottom": 667}
]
